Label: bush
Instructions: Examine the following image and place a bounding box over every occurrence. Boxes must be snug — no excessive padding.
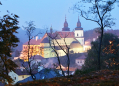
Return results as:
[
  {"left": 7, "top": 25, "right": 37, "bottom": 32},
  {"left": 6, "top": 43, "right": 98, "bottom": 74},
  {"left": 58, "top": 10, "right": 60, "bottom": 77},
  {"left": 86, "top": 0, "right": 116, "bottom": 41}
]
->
[{"left": 74, "top": 68, "right": 96, "bottom": 75}]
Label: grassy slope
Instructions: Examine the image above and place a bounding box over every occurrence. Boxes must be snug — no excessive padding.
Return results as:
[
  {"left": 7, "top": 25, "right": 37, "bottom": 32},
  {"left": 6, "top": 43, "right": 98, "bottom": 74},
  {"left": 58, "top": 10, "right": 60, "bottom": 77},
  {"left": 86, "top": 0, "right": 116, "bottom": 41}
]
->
[{"left": 7, "top": 70, "right": 119, "bottom": 86}]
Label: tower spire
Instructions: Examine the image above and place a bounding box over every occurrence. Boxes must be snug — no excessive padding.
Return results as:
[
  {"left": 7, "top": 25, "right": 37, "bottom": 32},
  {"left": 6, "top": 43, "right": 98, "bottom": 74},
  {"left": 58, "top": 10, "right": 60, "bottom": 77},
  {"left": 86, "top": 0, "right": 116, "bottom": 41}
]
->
[
  {"left": 50, "top": 25, "right": 53, "bottom": 33},
  {"left": 62, "top": 15, "right": 70, "bottom": 31},
  {"left": 65, "top": 15, "right": 67, "bottom": 22},
  {"left": 78, "top": 15, "right": 79, "bottom": 22},
  {"left": 77, "top": 16, "right": 81, "bottom": 27}
]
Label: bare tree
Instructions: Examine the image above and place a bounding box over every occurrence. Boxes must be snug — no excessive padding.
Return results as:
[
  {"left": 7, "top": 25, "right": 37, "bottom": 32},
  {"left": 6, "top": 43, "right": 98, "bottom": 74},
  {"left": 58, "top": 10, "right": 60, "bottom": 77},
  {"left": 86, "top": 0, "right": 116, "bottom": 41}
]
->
[
  {"left": 47, "top": 31, "right": 71, "bottom": 76},
  {"left": 21, "top": 21, "right": 41, "bottom": 80},
  {"left": 73, "top": 0, "right": 118, "bottom": 70}
]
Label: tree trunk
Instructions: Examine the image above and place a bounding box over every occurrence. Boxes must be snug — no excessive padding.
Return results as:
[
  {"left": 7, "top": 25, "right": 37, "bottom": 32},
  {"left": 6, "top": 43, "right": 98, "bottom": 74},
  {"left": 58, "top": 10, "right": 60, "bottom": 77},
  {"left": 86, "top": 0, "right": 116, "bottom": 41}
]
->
[{"left": 97, "top": 27, "right": 104, "bottom": 70}]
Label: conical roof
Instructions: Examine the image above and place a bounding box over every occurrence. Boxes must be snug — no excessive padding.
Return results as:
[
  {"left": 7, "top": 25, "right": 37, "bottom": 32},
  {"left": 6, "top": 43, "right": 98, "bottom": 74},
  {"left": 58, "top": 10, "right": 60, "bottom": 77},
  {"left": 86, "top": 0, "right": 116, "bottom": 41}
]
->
[
  {"left": 75, "top": 17, "right": 83, "bottom": 30},
  {"left": 62, "top": 16, "right": 70, "bottom": 31}
]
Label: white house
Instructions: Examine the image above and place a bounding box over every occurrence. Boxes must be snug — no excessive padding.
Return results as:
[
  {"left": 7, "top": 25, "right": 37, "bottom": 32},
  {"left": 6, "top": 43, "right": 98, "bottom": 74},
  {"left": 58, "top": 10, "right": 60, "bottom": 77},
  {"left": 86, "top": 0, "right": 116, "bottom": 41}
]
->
[{"left": 75, "top": 55, "right": 86, "bottom": 66}]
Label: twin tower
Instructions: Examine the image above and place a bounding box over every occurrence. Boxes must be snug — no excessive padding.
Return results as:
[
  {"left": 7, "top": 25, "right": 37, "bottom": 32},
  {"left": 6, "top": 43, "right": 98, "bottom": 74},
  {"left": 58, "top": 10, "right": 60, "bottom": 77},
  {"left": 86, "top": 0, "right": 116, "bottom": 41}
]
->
[
  {"left": 50, "top": 16, "right": 84, "bottom": 45},
  {"left": 62, "top": 16, "right": 84, "bottom": 45}
]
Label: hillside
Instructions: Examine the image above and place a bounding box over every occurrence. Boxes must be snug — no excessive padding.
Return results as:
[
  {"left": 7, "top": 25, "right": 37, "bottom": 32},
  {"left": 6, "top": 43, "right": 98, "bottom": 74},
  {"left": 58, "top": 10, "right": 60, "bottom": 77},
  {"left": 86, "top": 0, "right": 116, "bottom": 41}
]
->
[
  {"left": 84, "top": 29, "right": 119, "bottom": 41},
  {"left": 8, "top": 70, "right": 119, "bottom": 86}
]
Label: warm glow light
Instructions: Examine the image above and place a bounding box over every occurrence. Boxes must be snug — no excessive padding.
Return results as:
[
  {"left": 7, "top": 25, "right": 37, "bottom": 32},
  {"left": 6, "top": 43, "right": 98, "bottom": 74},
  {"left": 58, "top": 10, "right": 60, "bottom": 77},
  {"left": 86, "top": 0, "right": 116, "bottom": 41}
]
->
[{"left": 109, "top": 41, "right": 112, "bottom": 44}]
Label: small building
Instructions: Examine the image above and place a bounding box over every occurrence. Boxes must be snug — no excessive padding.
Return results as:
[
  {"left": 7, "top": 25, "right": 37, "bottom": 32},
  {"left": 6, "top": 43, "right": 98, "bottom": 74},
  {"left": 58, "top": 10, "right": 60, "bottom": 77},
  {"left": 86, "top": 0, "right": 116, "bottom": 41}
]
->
[
  {"left": 8, "top": 69, "right": 37, "bottom": 85},
  {"left": 75, "top": 55, "right": 86, "bottom": 66}
]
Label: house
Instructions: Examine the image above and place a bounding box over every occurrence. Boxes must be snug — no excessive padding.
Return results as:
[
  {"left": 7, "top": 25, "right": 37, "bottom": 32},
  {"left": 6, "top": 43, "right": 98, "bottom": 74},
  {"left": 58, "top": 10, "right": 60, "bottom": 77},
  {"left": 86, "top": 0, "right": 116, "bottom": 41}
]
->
[
  {"left": 18, "top": 68, "right": 62, "bottom": 83},
  {"left": 75, "top": 55, "right": 86, "bottom": 66},
  {"left": 8, "top": 69, "right": 37, "bottom": 85}
]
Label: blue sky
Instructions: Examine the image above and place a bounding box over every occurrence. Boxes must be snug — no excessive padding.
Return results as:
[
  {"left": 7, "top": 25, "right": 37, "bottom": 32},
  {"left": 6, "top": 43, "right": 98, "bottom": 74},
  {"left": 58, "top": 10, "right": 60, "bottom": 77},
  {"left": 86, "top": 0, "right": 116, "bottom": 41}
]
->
[
  {"left": 0, "top": 0, "right": 119, "bottom": 31},
  {"left": 0, "top": 0, "right": 119, "bottom": 43}
]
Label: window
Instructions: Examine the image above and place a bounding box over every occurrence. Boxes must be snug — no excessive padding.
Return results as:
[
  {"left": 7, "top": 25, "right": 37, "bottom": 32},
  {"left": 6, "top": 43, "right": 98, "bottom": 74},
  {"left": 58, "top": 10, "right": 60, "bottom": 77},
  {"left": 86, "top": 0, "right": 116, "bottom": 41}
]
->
[
  {"left": 77, "top": 33, "right": 78, "bottom": 36},
  {"left": 14, "top": 77, "right": 16, "bottom": 80}
]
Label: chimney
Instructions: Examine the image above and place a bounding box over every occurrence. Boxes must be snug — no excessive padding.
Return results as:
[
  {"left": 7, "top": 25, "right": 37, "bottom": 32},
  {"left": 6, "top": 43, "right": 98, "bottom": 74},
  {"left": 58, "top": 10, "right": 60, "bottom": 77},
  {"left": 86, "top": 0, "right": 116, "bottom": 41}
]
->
[{"left": 36, "top": 36, "right": 38, "bottom": 41}]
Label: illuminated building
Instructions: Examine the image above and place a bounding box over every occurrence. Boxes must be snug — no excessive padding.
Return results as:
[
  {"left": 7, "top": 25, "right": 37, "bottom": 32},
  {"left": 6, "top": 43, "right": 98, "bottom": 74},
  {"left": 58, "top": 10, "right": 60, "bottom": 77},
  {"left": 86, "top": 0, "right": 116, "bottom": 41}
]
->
[{"left": 20, "top": 17, "right": 91, "bottom": 61}]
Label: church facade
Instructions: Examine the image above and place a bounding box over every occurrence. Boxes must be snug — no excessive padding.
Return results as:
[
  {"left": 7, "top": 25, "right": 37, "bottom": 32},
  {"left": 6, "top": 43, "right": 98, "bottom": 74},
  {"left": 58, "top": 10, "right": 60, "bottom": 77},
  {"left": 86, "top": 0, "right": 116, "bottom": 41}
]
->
[{"left": 20, "top": 17, "right": 91, "bottom": 61}]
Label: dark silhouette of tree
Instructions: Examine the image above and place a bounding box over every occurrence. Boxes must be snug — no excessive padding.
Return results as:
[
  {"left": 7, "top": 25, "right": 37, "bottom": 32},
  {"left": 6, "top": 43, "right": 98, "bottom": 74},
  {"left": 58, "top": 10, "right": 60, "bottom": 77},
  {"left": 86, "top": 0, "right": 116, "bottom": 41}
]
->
[
  {"left": 73, "top": 0, "right": 118, "bottom": 70},
  {"left": 82, "top": 33, "right": 119, "bottom": 71},
  {"left": 0, "top": 13, "right": 19, "bottom": 84},
  {"left": 47, "top": 32, "right": 71, "bottom": 76},
  {"left": 15, "top": 50, "right": 20, "bottom": 57}
]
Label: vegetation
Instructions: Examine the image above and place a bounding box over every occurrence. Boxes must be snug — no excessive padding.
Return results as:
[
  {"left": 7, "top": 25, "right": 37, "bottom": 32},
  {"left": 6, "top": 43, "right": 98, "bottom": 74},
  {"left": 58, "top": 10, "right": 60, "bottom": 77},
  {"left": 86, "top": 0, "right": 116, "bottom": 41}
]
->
[
  {"left": 73, "top": 0, "right": 118, "bottom": 70},
  {"left": 21, "top": 21, "right": 41, "bottom": 80},
  {"left": 75, "top": 33, "right": 119, "bottom": 76},
  {"left": 6, "top": 70, "right": 119, "bottom": 86},
  {"left": 0, "top": 13, "right": 19, "bottom": 83}
]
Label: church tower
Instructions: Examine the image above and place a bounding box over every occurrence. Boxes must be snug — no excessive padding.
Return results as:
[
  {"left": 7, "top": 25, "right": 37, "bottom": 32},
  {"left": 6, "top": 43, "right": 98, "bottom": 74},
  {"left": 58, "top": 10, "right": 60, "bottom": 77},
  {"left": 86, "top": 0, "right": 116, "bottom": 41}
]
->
[
  {"left": 62, "top": 16, "right": 70, "bottom": 31},
  {"left": 74, "top": 17, "right": 84, "bottom": 45}
]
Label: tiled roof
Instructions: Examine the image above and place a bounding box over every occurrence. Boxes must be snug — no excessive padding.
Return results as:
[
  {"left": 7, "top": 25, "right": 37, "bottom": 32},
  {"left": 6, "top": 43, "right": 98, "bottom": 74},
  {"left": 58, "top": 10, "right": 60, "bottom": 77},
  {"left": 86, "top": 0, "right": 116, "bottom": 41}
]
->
[
  {"left": 41, "top": 37, "right": 49, "bottom": 43},
  {"left": 47, "top": 31, "right": 75, "bottom": 39},
  {"left": 57, "top": 31, "right": 75, "bottom": 38},
  {"left": 18, "top": 69, "right": 62, "bottom": 83},
  {"left": 47, "top": 33, "right": 61, "bottom": 39},
  {"left": 24, "top": 39, "right": 42, "bottom": 45},
  {"left": 76, "top": 55, "right": 86, "bottom": 60}
]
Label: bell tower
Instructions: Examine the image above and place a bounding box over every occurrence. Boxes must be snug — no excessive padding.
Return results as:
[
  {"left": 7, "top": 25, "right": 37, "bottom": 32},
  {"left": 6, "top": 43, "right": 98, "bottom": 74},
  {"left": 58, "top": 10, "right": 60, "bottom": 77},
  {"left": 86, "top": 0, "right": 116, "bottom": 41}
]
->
[
  {"left": 74, "top": 16, "right": 84, "bottom": 45},
  {"left": 62, "top": 16, "right": 70, "bottom": 31}
]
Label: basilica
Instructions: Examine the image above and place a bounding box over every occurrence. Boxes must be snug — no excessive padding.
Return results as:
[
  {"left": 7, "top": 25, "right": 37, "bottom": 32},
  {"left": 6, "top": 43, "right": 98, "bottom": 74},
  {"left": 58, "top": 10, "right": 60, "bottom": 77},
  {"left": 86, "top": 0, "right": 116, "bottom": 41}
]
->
[{"left": 20, "top": 17, "right": 91, "bottom": 61}]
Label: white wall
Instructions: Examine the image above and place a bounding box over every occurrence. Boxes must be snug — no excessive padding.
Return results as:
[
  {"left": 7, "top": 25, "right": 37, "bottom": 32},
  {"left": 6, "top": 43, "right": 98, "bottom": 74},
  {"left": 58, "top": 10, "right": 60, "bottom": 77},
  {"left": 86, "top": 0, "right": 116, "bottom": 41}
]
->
[
  {"left": 8, "top": 71, "right": 18, "bottom": 85},
  {"left": 74, "top": 30, "right": 83, "bottom": 37},
  {"left": 76, "top": 59, "right": 85, "bottom": 66}
]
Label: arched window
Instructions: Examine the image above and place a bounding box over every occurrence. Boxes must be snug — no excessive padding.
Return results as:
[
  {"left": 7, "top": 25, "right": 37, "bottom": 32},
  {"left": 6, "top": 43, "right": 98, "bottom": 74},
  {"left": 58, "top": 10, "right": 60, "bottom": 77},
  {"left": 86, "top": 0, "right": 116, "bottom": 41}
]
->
[{"left": 77, "top": 33, "right": 78, "bottom": 36}]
